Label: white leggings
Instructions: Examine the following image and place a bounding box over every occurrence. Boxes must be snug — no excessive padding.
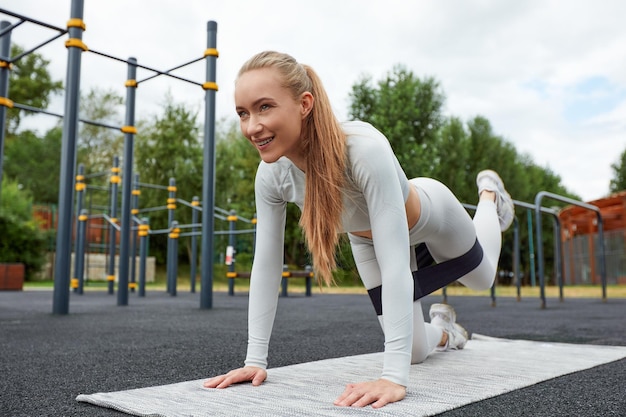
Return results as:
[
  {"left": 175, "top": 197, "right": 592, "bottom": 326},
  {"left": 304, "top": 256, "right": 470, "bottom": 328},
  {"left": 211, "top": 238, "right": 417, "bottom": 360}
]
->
[{"left": 348, "top": 177, "right": 502, "bottom": 363}]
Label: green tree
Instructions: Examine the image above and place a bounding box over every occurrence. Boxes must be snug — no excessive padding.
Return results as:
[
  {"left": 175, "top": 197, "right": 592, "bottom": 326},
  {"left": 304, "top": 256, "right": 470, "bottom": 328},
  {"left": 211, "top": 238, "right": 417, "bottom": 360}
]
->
[
  {"left": 77, "top": 88, "right": 125, "bottom": 174},
  {"left": 3, "top": 88, "right": 128, "bottom": 207},
  {"left": 0, "top": 178, "right": 47, "bottom": 279},
  {"left": 609, "top": 148, "right": 626, "bottom": 193},
  {"left": 348, "top": 65, "right": 445, "bottom": 178},
  {"left": 134, "top": 96, "right": 203, "bottom": 263},
  {"left": 3, "top": 127, "right": 62, "bottom": 204},
  {"left": 7, "top": 45, "right": 63, "bottom": 135},
  {"left": 214, "top": 119, "right": 258, "bottom": 217},
  {"left": 431, "top": 116, "right": 471, "bottom": 202}
]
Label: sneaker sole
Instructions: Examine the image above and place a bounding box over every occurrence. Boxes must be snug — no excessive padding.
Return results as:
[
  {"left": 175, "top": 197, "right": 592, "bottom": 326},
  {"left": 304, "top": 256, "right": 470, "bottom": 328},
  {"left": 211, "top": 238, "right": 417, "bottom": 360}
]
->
[{"left": 429, "top": 303, "right": 457, "bottom": 323}]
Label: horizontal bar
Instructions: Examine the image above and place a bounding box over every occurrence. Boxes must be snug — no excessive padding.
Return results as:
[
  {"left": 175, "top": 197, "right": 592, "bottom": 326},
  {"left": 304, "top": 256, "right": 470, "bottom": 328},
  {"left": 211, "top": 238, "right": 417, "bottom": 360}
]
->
[
  {"left": 12, "top": 102, "right": 121, "bottom": 130},
  {"left": 137, "top": 55, "right": 204, "bottom": 84},
  {"left": 88, "top": 49, "right": 203, "bottom": 87},
  {"left": 0, "top": 8, "right": 67, "bottom": 32}
]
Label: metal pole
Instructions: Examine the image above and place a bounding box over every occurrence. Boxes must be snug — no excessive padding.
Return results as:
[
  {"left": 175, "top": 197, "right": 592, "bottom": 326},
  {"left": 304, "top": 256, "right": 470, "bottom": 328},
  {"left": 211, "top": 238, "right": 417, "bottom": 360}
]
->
[
  {"left": 52, "top": 0, "right": 85, "bottom": 314},
  {"left": 281, "top": 264, "right": 289, "bottom": 297},
  {"left": 527, "top": 210, "right": 536, "bottom": 288},
  {"left": 535, "top": 205, "right": 548, "bottom": 309},
  {"left": 596, "top": 216, "right": 607, "bottom": 302},
  {"left": 305, "top": 265, "right": 313, "bottom": 297},
  {"left": 169, "top": 220, "right": 179, "bottom": 296},
  {"left": 129, "top": 173, "right": 140, "bottom": 293},
  {"left": 72, "top": 164, "right": 85, "bottom": 293},
  {"left": 252, "top": 213, "right": 257, "bottom": 255},
  {"left": 554, "top": 216, "right": 563, "bottom": 302},
  {"left": 513, "top": 218, "right": 521, "bottom": 301},
  {"left": 0, "top": 20, "right": 12, "bottom": 203},
  {"left": 166, "top": 219, "right": 174, "bottom": 294},
  {"left": 138, "top": 218, "right": 148, "bottom": 297},
  {"left": 227, "top": 210, "right": 236, "bottom": 295},
  {"left": 166, "top": 177, "right": 176, "bottom": 294},
  {"left": 190, "top": 196, "right": 199, "bottom": 293},
  {"left": 75, "top": 209, "right": 88, "bottom": 294},
  {"left": 107, "top": 157, "right": 120, "bottom": 295},
  {"left": 534, "top": 191, "right": 605, "bottom": 308},
  {"left": 200, "top": 21, "right": 218, "bottom": 309},
  {"left": 117, "top": 57, "right": 138, "bottom": 307}
]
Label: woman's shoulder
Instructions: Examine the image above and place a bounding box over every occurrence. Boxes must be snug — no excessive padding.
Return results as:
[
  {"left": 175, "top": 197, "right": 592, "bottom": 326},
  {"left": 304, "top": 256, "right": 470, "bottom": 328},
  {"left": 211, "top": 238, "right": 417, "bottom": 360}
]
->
[
  {"left": 255, "top": 158, "right": 305, "bottom": 204},
  {"left": 342, "top": 121, "right": 394, "bottom": 159},
  {"left": 256, "top": 158, "right": 298, "bottom": 185},
  {"left": 342, "top": 120, "right": 385, "bottom": 139}
]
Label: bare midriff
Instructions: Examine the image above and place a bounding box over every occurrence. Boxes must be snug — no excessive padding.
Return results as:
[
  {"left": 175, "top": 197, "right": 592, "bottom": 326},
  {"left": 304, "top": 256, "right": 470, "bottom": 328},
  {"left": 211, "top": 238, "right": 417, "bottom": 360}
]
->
[{"left": 351, "top": 185, "right": 421, "bottom": 240}]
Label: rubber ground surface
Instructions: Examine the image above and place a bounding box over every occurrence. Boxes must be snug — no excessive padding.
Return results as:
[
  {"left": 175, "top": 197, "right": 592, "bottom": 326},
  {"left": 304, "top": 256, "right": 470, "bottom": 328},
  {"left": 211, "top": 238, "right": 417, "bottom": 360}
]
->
[{"left": 1, "top": 289, "right": 624, "bottom": 416}]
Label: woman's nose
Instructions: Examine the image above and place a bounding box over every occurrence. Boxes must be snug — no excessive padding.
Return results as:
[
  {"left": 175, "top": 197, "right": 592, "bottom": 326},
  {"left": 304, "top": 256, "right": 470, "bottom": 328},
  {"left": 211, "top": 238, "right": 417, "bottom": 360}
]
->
[{"left": 246, "top": 115, "right": 263, "bottom": 136}]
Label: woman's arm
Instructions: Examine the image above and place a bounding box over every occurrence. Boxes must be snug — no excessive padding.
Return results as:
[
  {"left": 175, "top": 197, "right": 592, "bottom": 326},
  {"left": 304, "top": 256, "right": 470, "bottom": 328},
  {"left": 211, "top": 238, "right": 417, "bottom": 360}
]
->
[
  {"left": 244, "top": 170, "right": 287, "bottom": 369},
  {"left": 204, "top": 162, "right": 287, "bottom": 387},
  {"left": 348, "top": 129, "right": 414, "bottom": 387}
]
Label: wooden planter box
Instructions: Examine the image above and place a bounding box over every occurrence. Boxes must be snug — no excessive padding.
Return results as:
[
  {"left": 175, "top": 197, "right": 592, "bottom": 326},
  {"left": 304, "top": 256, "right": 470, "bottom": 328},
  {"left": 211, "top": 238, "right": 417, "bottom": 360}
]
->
[{"left": 0, "top": 263, "right": 25, "bottom": 291}]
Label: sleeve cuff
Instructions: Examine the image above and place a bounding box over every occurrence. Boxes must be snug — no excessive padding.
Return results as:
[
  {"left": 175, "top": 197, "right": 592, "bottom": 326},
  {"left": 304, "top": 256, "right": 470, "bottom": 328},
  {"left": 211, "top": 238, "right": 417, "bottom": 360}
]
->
[{"left": 381, "top": 350, "right": 411, "bottom": 387}]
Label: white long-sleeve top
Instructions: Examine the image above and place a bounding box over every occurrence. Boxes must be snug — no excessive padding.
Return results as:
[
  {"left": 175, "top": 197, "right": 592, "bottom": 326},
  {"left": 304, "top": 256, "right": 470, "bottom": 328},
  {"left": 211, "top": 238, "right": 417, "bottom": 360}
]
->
[{"left": 244, "top": 121, "right": 414, "bottom": 386}]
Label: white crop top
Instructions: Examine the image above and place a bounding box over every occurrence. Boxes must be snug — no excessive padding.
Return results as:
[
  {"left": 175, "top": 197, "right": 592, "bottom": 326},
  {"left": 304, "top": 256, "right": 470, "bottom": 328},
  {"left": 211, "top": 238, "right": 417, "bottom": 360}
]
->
[{"left": 244, "top": 120, "right": 414, "bottom": 386}]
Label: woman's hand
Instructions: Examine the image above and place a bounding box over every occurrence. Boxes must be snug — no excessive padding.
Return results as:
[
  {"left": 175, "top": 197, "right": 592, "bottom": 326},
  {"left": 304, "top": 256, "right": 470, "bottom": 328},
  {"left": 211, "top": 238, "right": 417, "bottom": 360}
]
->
[
  {"left": 334, "top": 378, "right": 406, "bottom": 408},
  {"left": 203, "top": 366, "right": 267, "bottom": 389}
]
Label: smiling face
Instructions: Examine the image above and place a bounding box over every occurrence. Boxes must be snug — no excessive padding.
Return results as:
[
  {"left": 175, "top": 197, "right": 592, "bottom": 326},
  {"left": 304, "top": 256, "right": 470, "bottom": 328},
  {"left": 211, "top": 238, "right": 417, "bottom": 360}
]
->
[{"left": 235, "top": 68, "right": 313, "bottom": 170}]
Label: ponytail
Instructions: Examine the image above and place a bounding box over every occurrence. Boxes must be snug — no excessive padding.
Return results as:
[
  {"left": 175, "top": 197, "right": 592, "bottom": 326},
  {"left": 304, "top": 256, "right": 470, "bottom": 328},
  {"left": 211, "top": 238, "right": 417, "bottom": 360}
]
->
[{"left": 299, "top": 65, "right": 346, "bottom": 285}]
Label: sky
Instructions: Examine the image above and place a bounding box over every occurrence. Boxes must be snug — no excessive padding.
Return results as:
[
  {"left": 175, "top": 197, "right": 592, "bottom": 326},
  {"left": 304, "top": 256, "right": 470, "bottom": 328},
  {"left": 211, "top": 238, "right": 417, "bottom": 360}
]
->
[{"left": 2, "top": 0, "right": 625, "bottom": 203}]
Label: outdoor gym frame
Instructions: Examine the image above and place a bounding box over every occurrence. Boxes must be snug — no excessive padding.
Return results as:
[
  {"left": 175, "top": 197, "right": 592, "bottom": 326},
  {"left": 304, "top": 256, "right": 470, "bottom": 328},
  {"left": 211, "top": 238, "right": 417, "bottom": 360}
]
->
[
  {"left": 0, "top": 4, "right": 610, "bottom": 314},
  {"left": 0, "top": 1, "right": 219, "bottom": 314},
  {"left": 457, "top": 194, "right": 607, "bottom": 309},
  {"left": 534, "top": 191, "right": 607, "bottom": 308}
]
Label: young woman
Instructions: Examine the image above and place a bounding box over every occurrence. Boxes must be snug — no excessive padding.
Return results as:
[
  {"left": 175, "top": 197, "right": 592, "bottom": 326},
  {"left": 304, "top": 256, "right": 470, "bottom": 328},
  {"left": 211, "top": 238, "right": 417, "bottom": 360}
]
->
[{"left": 204, "top": 51, "right": 514, "bottom": 409}]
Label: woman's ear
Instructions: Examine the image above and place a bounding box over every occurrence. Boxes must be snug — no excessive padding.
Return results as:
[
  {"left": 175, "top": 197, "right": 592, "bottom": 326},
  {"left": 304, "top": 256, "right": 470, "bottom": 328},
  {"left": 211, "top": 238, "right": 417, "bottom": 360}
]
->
[{"left": 300, "top": 92, "right": 314, "bottom": 119}]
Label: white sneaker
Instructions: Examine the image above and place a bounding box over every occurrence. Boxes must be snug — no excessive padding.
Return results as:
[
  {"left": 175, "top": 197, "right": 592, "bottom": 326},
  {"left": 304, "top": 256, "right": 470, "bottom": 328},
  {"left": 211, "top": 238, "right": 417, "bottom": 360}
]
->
[
  {"left": 476, "top": 169, "right": 515, "bottom": 232},
  {"left": 429, "top": 303, "right": 468, "bottom": 351}
]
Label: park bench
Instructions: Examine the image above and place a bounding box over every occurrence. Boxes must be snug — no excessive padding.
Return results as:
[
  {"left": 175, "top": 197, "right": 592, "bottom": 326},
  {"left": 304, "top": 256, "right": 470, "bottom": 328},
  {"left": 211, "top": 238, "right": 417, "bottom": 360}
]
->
[{"left": 227, "top": 265, "right": 315, "bottom": 297}]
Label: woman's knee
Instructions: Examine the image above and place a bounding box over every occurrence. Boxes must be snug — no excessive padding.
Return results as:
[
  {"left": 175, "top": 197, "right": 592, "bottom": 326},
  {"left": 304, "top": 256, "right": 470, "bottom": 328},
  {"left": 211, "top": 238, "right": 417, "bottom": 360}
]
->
[
  {"left": 458, "top": 265, "right": 495, "bottom": 291},
  {"left": 411, "top": 347, "right": 430, "bottom": 364}
]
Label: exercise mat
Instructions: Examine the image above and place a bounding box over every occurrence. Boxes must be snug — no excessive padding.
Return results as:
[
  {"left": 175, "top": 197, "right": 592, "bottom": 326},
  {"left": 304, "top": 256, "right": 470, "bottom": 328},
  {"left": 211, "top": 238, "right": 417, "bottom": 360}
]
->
[{"left": 77, "top": 334, "right": 626, "bottom": 416}]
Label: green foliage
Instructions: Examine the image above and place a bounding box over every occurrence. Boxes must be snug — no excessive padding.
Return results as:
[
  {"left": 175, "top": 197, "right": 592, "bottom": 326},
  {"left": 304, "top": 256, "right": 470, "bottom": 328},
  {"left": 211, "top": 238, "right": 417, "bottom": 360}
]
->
[
  {"left": 3, "top": 127, "right": 62, "bottom": 204},
  {"left": 430, "top": 116, "right": 472, "bottom": 201},
  {"left": 0, "top": 179, "right": 47, "bottom": 279},
  {"left": 349, "top": 65, "right": 445, "bottom": 177},
  {"left": 609, "top": 148, "right": 626, "bottom": 193},
  {"left": 5, "top": 88, "right": 126, "bottom": 207},
  {"left": 3, "top": 44, "right": 64, "bottom": 205},
  {"left": 7, "top": 45, "right": 63, "bottom": 135},
  {"left": 134, "top": 95, "right": 203, "bottom": 263},
  {"left": 77, "top": 88, "right": 125, "bottom": 174},
  {"left": 214, "top": 119, "right": 258, "bottom": 218}
]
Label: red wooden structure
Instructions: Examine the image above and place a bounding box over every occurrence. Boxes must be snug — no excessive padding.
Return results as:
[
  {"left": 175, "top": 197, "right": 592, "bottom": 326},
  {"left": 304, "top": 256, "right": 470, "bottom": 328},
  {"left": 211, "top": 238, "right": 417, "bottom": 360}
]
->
[
  {"left": 559, "top": 191, "right": 626, "bottom": 285},
  {"left": 33, "top": 205, "right": 119, "bottom": 249}
]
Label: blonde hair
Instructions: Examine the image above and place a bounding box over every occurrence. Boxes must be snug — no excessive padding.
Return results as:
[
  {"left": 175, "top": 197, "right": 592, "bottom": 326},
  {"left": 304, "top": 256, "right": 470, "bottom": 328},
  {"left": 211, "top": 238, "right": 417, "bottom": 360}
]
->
[{"left": 238, "top": 51, "right": 347, "bottom": 285}]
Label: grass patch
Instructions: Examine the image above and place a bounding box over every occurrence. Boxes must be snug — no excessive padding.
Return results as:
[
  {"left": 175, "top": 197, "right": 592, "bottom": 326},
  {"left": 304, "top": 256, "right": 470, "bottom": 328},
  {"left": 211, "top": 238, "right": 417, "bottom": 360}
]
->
[
  {"left": 23, "top": 263, "right": 625, "bottom": 299},
  {"left": 23, "top": 279, "right": 625, "bottom": 299}
]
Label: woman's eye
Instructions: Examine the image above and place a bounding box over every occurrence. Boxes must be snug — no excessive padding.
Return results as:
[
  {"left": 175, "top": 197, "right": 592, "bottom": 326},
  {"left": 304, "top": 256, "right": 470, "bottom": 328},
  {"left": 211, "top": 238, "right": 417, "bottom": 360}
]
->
[
  {"left": 237, "top": 110, "right": 248, "bottom": 119},
  {"left": 260, "top": 104, "right": 270, "bottom": 111}
]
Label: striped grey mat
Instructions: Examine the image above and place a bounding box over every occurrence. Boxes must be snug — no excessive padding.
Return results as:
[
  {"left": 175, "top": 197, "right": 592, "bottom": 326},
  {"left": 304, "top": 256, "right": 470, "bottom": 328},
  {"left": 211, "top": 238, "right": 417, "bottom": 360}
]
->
[{"left": 76, "top": 334, "right": 626, "bottom": 416}]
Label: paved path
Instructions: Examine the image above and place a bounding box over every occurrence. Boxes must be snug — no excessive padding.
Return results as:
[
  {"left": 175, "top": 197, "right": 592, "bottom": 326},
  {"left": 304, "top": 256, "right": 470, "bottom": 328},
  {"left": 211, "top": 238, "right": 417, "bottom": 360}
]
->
[{"left": 1, "top": 289, "right": 624, "bottom": 416}]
